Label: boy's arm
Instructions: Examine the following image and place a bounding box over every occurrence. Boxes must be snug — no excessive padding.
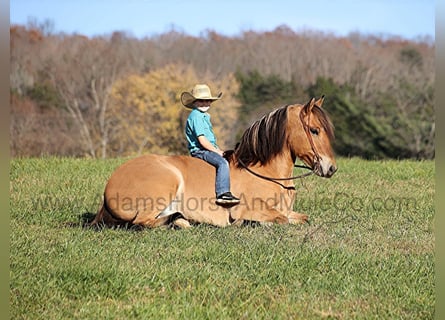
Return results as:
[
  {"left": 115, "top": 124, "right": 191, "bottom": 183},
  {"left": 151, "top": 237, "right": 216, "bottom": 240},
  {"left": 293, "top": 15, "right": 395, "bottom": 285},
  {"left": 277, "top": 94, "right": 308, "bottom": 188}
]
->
[{"left": 197, "top": 135, "right": 224, "bottom": 156}]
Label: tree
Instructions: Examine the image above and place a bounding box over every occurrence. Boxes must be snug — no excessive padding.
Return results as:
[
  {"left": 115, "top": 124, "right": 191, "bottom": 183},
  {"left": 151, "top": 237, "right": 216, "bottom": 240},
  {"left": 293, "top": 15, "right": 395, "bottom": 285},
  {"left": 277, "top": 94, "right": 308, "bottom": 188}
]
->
[
  {"left": 10, "top": 23, "right": 434, "bottom": 159},
  {"left": 108, "top": 63, "right": 240, "bottom": 156},
  {"left": 44, "top": 33, "right": 137, "bottom": 158},
  {"left": 307, "top": 76, "right": 434, "bottom": 159},
  {"left": 235, "top": 70, "right": 306, "bottom": 139}
]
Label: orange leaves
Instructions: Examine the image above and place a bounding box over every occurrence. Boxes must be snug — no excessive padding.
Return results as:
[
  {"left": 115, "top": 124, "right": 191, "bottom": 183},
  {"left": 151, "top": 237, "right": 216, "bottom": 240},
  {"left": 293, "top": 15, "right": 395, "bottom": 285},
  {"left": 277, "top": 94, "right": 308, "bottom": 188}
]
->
[{"left": 108, "top": 64, "right": 240, "bottom": 156}]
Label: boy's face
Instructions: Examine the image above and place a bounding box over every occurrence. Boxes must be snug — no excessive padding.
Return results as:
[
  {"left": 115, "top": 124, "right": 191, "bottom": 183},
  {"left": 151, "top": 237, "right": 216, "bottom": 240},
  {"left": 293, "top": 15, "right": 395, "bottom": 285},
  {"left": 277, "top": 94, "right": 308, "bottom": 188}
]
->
[{"left": 195, "top": 99, "right": 213, "bottom": 112}]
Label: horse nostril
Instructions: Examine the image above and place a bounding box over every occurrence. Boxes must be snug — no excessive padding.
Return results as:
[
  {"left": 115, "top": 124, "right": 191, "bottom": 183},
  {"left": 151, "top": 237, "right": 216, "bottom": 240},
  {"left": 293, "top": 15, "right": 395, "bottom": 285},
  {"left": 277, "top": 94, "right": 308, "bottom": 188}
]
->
[{"left": 329, "top": 165, "right": 337, "bottom": 174}]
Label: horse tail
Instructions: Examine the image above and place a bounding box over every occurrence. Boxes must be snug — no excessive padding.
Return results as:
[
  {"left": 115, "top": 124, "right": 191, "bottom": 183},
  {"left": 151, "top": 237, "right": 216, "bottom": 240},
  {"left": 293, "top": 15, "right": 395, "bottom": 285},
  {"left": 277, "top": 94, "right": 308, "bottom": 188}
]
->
[{"left": 90, "top": 194, "right": 125, "bottom": 227}]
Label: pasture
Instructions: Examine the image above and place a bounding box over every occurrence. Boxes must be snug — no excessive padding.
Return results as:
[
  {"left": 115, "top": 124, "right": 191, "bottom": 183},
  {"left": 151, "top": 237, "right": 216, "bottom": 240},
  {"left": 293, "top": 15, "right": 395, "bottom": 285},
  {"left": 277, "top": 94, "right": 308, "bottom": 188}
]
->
[{"left": 10, "top": 157, "right": 434, "bottom": 319}]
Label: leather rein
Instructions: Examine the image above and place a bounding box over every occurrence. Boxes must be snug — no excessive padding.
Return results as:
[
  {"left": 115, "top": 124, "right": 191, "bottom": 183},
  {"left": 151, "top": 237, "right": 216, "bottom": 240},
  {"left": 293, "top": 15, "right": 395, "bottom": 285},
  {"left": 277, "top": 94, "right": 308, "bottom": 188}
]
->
[{"left": 237, "top": 105, "right": 321, "bottom": 191}]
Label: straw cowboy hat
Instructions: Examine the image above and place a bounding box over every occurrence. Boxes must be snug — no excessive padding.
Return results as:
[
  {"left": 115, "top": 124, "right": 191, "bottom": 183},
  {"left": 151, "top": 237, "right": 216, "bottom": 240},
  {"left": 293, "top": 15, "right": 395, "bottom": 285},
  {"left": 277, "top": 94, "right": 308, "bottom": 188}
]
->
[{"left": 181, "top": 84, "right": 222, "bottom": 108}]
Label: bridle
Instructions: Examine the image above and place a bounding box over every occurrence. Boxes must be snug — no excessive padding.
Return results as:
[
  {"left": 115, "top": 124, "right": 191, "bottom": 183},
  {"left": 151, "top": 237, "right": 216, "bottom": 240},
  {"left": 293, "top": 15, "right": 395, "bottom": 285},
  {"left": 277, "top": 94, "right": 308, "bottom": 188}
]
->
[
  {"left": 237, "top": 105, "right": 322, "bottom": 190},
  {"left": 299, "top": 103, "right": 322, "bottom": 173}
]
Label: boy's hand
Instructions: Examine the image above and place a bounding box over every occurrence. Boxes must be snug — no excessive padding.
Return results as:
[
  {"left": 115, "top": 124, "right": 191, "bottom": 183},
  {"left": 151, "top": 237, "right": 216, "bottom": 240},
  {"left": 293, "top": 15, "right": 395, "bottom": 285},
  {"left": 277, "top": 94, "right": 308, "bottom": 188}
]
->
[{"left": 197, "top": 135, "right": 224, "bottom": 156}]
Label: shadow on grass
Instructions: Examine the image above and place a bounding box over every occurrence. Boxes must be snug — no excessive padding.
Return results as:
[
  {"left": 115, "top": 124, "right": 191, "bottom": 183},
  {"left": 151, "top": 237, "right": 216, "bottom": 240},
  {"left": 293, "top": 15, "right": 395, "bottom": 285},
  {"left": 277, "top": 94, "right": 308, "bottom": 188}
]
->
[
  {"left": 65, "top": 211, "right": 269, "bottom": 231},
  {"left": 63, "top": 212, "right": 145, "bottom": 232}
]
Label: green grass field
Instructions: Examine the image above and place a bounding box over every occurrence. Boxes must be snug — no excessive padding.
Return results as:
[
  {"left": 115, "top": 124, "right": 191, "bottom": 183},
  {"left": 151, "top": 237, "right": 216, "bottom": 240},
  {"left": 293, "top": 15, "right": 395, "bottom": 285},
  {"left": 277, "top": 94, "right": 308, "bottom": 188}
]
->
[{"left": 10, "top": 157, "right": 434, "bottom": 319}]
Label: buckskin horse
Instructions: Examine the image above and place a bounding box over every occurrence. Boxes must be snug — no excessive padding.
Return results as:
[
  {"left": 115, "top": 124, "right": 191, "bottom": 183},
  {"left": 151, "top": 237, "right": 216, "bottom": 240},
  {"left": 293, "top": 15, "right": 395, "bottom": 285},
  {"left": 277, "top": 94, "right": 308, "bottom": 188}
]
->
[{"left": 91, "top": 96, "right": 336, "bottom": 228}]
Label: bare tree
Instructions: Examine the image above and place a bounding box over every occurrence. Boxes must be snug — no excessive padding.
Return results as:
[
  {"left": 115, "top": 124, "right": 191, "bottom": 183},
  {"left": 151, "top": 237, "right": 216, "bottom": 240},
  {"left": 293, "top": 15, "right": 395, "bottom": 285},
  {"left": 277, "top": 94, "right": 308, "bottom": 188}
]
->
[
  {"left": 10, "top": 23, "right": 434, "bottom": 158},
  {"left": 44, "top": 32, "right": 138, "bottom": 158}
]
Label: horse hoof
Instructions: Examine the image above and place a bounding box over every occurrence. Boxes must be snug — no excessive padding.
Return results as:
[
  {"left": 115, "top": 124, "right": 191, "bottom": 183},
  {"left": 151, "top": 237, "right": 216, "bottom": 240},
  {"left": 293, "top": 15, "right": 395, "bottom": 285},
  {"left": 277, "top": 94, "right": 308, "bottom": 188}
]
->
[
  {"left": 289, "top": 213, "right": 309, "bottom": 224},
  {"left": 172, "top": 218, "right": 191, "bottom": 229}
]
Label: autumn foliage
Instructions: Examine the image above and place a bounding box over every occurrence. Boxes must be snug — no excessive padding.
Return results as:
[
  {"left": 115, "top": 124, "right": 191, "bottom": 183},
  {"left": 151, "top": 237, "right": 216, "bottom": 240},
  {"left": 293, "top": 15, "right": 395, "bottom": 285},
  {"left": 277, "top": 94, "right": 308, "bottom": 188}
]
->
[
  {"left": 108, "top": 64, "right": 240, "bottom": 156},
  {"left": 10, "top": 23, "right": 434, "bottom": 159}
]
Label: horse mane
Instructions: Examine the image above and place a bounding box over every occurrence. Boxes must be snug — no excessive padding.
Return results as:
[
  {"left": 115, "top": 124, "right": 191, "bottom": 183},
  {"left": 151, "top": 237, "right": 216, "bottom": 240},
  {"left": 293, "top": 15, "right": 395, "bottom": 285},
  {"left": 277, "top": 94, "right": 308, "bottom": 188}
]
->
[
  {"left": 231, "top": 105, "right": 290, "bottom": 168},
  {"left": 227, "top": 103, "right": 334, "bottom": 168}
]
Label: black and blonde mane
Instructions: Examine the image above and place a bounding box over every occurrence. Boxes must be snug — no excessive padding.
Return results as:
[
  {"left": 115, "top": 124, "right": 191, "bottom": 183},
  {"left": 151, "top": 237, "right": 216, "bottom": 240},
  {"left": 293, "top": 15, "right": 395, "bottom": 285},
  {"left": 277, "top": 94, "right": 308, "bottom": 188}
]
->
[
  {"left": 233, "top": 105, "right": 290, "bottom": 167},
  {"left": 232, "top": 104, "right": 334, "bottom": 168}
]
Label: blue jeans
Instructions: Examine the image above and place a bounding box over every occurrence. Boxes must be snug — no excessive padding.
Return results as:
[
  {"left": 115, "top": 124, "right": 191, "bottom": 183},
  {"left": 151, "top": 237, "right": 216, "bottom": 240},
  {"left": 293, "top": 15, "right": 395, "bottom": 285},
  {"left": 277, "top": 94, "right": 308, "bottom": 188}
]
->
[{"left": 191, "top": 150, "right": 230, "bottom": 197}]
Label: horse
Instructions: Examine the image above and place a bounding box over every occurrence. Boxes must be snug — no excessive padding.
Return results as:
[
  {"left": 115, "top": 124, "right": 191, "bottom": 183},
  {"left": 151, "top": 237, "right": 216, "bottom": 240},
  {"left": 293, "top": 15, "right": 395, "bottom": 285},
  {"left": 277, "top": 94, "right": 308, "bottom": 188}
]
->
[{"left": 91, "top": 96, "right": 336, "bottom": 228}]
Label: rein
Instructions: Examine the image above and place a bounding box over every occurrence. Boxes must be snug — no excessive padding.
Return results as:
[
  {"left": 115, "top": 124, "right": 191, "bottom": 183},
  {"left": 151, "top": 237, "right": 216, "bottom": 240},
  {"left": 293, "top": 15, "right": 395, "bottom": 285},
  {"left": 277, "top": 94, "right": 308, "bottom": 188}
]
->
[
  {"left": 236, "top": 105, "right": 321, "bottom": 191},
  {"left": 237, "top": 158, "right": 313, "bottom": 190}
]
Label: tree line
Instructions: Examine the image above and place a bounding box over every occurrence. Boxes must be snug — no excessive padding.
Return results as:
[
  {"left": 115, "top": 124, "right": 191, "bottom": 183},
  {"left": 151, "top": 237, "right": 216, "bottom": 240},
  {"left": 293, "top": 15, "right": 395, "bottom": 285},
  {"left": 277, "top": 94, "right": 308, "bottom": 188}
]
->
[{"left": 10, "top": 22, "right": 434, "bottom": 159}]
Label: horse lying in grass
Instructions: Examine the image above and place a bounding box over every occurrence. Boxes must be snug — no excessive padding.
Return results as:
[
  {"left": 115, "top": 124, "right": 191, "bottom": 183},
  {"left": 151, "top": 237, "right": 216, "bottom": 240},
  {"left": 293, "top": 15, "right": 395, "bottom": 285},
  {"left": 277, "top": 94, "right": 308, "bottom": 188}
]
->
[{"left": 91, "top": 96, "right": 336, "bottom": 228}]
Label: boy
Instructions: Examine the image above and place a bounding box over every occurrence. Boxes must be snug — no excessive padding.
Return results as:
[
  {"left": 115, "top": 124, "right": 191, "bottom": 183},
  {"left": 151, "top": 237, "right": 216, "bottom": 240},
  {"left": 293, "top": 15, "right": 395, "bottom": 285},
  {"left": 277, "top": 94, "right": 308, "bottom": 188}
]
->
[{"left": 181, "top": 84, "right": 240, "bottom": 205}]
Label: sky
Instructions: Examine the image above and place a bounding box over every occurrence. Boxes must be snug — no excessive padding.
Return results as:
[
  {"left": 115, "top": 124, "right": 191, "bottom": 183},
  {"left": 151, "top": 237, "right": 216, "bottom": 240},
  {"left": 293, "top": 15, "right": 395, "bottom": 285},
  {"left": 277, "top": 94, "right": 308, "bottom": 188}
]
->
[{"left": 10, "top": 0, "right": 435, "bottom": 40}]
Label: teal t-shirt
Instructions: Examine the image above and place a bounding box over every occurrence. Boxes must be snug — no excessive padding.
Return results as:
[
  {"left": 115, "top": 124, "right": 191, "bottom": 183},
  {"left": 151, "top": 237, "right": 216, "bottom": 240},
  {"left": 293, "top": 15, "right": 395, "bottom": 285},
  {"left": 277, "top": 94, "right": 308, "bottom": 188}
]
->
[{"left": 185, "top": 108, "right": 218, "bottom": 153}]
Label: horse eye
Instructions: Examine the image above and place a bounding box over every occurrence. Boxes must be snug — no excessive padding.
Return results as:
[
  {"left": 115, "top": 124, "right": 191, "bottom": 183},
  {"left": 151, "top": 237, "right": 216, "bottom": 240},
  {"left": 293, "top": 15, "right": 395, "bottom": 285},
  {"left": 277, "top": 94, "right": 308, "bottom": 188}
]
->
[{"left": 310, "top": 127, "right": 320, "bottom": 135}]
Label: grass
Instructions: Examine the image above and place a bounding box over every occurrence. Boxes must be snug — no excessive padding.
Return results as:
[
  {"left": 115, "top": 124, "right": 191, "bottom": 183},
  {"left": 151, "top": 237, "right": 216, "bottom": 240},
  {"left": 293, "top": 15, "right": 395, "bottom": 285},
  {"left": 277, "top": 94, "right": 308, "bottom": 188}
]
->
[{"left": 10, "top": 157, "right": 435, "bottom": 319}]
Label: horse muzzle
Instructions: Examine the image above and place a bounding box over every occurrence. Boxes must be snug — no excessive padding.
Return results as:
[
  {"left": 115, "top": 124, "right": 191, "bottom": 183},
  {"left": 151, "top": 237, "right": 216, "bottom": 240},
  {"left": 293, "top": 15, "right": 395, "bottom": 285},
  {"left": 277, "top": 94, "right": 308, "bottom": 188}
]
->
[{"left": 313, "top": 157, "right": 337, "bottom": 178}]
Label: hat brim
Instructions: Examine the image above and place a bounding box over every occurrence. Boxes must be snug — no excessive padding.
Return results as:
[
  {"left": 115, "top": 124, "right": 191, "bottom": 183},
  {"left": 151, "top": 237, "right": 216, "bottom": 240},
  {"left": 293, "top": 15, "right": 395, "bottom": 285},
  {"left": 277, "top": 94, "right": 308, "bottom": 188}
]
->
[{"left": 181, "top": 91, "right": 223, "bottom": 108}]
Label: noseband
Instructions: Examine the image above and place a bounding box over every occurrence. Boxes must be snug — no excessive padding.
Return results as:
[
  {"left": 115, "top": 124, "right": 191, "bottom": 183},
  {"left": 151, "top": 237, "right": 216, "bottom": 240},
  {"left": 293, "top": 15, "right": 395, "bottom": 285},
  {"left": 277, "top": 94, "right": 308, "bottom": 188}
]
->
[{"left": 237, "top": 106, "right": 321, "bottom": 190}]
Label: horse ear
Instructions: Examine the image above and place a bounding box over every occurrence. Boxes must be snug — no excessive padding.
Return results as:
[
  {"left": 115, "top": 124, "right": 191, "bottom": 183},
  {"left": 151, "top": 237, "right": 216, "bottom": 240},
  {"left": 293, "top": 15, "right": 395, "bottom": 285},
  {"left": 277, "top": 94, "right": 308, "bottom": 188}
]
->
[
  {"left": 315, "top": 95, "right": 325, "bottom": 107},
  {"left": 304, "top": 97, "right": 316, "bottom": 114}
]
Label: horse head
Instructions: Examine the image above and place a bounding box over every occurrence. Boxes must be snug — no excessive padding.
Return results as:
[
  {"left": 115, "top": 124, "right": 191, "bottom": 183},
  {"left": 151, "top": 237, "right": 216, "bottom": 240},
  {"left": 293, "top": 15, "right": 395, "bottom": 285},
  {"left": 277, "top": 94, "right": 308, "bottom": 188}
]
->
[{"left": 288, "top": 96, "right": 337, "bottom": 178}]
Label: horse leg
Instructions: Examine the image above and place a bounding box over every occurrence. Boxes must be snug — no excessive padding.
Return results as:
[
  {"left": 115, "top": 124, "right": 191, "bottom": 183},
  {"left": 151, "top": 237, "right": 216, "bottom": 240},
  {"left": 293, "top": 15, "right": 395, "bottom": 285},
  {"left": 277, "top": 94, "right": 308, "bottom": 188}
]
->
[
  {"left": 134, "top": 213, "right": 191, "bottom": 229},
  {"left": 236, "top": 202, "right": 289, "bottom": 224},
  {"left": 132, "top": 214, "right": 170, "bottom": 228},
  {"left": 172, "top": 217, "right": 191, "bottom": 229},
  {"left": 287, "top": 211, "right": 309, "bottom": 224}
]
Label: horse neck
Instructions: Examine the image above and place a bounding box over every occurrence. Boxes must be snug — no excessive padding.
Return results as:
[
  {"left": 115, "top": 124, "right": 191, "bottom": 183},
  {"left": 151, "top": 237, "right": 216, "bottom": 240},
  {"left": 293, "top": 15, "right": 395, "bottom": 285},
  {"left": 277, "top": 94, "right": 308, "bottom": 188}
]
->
[
  {"left": 265, "top": 105, "right": 306, "bottom": 176},
  {"left": 259, "top": 148, "right": 295, "bottom": 178}
]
